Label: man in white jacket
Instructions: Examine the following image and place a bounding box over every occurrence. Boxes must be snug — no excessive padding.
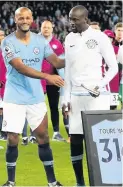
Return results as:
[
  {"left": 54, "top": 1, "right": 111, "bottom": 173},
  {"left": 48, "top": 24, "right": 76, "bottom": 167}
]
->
[{"left": 62, "top": 5, "right": 118, "bottom": 186}]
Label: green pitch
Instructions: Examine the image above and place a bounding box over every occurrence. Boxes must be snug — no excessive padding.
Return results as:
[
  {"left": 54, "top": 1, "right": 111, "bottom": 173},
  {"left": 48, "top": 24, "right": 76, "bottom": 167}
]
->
[{"left": 0, "top": 98, "right": 89, "bottom": 186}]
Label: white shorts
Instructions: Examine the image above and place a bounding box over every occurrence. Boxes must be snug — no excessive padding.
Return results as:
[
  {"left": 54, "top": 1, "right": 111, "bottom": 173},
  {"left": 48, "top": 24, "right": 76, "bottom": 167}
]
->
[
  {"left": 69, "top": 94, "right": 110, "bottom": 134},
  {"left": 2, "top": 102, "right": 47, "bottom": 134}
]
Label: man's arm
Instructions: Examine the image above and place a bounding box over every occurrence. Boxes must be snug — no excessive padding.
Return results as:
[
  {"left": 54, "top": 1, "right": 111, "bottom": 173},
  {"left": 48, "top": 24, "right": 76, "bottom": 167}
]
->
[
  {"left": 61, "top": 37, "right": 71, "bottom": 110},
  {"left": 9, "top": 58, "right": 64, "bottom": 87},
  {"left": 63, "top": 58, "right": 71, "bottom": 105},
  {"left": 46, "top": 54, "right": 65, "bottom": 69},
  {"left": 99, "top": 32, "right": 118, "bottom": 89},
  {"left": 9, "top": 58, "right": 49, "bottom": 79},
  {"left": 1, "top": 39, "right": 64, "bottom": 87},
  {"left": 62, "top": 54, "right": 71, "bottom": 117}
]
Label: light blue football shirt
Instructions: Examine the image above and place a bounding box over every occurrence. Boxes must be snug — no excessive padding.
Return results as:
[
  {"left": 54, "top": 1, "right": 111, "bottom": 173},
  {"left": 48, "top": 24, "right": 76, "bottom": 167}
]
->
[{"left": 1, "top": 32, "right": 54, "bottom": 104}]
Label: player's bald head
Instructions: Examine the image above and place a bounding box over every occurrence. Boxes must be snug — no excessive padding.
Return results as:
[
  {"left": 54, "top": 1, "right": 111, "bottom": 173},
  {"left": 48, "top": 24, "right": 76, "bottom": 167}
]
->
[
  {"left": 41, "top": 20, "right": 53, "bottom": 38},
  {"left": 15, "top": 7, "right": 32, "bottom": 18},
  {"left": 69, "top": 5, "right": 89, "bottom": 33},
  {"left": 69, "top": 5, "right": 88, "bottom": 18},
  {"left": 41, "top": 20, "right": 53, "bottom": 28},
  {"left": 14, "top": 7, "right": 33, "bottom": 33}
]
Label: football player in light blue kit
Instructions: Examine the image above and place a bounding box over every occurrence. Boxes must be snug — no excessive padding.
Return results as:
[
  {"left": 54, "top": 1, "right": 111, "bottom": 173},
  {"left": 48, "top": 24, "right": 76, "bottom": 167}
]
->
[{"left": 1, "top": 7, "right": 64, "bottom": 187}]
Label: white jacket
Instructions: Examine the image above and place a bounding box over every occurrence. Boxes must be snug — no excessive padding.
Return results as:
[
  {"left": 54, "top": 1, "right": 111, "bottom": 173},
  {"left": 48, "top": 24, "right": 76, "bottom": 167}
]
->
[{"left": 63, "top": 26, "right": 118, "bottom": 104}]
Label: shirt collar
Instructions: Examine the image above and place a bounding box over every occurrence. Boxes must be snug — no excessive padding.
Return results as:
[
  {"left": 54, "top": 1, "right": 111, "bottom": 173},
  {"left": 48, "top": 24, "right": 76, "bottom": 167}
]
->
[{"left": 75, "top": 26, "right": 92, "bottom": 36}]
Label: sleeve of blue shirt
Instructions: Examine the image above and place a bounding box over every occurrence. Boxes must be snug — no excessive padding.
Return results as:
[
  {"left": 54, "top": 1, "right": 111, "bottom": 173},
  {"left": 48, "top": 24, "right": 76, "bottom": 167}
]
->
[
  {"left": 1, "top": 38, "right": 20, "bottom": 65},
  {"left": 44, "top": 39, "right": 54, "bottom": 58}
]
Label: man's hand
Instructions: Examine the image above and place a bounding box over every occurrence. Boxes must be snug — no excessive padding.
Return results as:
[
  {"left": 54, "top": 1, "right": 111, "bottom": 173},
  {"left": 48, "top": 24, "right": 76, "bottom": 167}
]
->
[
  {"left": 46, "top": 74, "right": 64, "bottom": 87},
  {"left": 89, "top": 86, "right": 100, "bottom": 98},
  {"left": 0, "top": 81, "right": 5, "bottom": 88},
  {"left": 62, "top": 102, "right": 71, "bottom": 119}
]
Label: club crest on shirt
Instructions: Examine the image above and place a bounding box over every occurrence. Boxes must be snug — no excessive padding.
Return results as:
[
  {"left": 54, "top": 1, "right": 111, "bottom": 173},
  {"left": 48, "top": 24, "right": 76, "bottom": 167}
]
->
[
  {"left": 52, "top": 44, "right": 57, "bottom": 49},
  {"left": 86, "top": 39, "right": 98, "bottom": 49},
  {"left": 33, "top": 47, "right": 40, "bottom": 55}
]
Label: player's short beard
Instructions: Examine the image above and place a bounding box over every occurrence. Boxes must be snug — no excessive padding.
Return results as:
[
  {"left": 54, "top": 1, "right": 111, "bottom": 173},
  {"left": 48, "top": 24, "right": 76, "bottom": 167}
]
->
[
  {"left": 18, "top": 25, "right": 30, "bottom": 33},
  {"left": 71, "top": 27, "right": 77, "bottom": 33},
  {"left": 21, "top": 29, "right": 30, "bottom": 33}
]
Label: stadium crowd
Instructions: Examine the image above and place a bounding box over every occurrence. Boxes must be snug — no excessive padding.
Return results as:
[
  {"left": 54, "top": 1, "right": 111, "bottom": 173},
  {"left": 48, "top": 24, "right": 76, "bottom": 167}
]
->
[{"left": 0, "top": 1, "right": 122, "bottom": 42}]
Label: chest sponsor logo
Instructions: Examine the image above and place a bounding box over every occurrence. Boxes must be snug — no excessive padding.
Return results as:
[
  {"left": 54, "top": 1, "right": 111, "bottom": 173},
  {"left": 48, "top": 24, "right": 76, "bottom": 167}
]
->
[
  {"left": 22, "top": 58, "right": 40, "bottom": 66},
  {"left": 86, "top": 39, "right": 98, "bottom": 49}
]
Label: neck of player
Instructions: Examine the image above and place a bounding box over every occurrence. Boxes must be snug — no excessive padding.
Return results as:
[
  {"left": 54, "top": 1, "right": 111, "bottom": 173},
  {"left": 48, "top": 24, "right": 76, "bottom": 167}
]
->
[
  {"left": 15, "top": 29, "right": 30, "bottom": 44},
  {"left": 79, "top": 24, "right": 89, "bottom": 34}
]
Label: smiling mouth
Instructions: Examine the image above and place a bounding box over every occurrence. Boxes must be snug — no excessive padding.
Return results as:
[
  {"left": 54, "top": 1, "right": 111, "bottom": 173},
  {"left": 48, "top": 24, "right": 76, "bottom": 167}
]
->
[{"left": 22, "top": 24, "right": 29, "bottom": 27}]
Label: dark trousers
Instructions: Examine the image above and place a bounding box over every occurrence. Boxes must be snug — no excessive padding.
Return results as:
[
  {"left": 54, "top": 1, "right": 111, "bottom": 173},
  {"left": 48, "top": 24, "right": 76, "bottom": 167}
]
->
[{"left": 46, "top": 85, "right": 60, "bottom": 132}]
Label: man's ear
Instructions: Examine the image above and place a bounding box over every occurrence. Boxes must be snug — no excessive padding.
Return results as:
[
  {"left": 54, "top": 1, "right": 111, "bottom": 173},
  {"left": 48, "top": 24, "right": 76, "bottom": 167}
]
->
[
  {"left": 32, "top": 16, "right": 34, "bottom": 22},
  {"left": 85, "top": 17, "right": 88, "bottom": 24},
  {"left": 14, "top": 17, "right": 16, "bottom": 23}
]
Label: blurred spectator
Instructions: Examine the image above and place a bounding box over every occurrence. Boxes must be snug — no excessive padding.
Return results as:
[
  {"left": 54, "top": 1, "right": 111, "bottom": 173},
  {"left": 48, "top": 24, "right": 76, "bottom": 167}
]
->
[
  {"left": 113, "top": 22, "right": 123, "bottom": 104},
  {"left": 55, "top": 7, "right": 61, "bottom": 18},
  {"left": 114, "top": 22, "right": 123, "bottom": 45},
  {"left": 40, "top": 20, "right": 69, "bottom": 142},
  {"left": 112, "top": 13, "right": 119, "bottom": 25},
  {"left": 0, "top": 29, "right": 7, "bottom": 140},
  {"left": 90, "top": 21, "right": 101, "bottom": 30},
  {"left": 8, "top": 15, "right": 14, "bottom": 27},
  {"left": 31, "top": 20, "right": 38, "bottom": 30},
  {"left": 104, "top": 29, "right": 119, "bottom": 110}
]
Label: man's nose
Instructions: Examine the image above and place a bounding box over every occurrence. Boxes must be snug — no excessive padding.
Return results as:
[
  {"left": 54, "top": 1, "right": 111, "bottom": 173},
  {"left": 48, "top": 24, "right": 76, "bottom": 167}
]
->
[
  {"left": 70, "top": 21, "right": 75, "bottom": 26},
  {"left": 23, "top": 19, "right": 29, "bottom": 23}
]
